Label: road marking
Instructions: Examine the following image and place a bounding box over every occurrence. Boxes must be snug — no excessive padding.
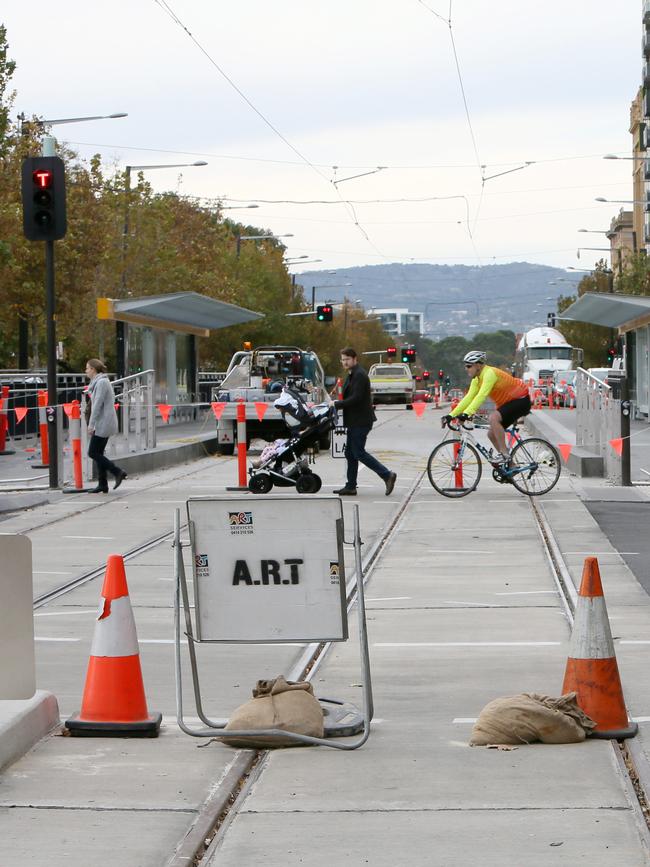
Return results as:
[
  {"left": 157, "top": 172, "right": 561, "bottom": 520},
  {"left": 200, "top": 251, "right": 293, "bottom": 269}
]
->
[
  {"left": 619, "top": 640, "right": 650, "bottom": 645},
  {"left": 137, "top": 639, "right": 305, "bottom": 646},
  {"left": 33, "top": 571, "right": 71, "bottom": 575},
  {"left": 495, "top": 590, "right": 558, "bottom": 596},
  {"left": 35, "top": 637, "right": 80, "bottom": 642},
  {"left": 151, "top": 500, "right": 187, "bottom": 504},
  {"left": 63, "top": 535, "right": 114, "bottom": 540},
  {"left": 366, "top": 596, "right": 411, "bottom": 602},
  {"left": 641, "top": 468, "right": 650, "bottom": 477},
  {"left": 423, "top": 549, "right": 495, "bottom": 554},
  {"left": 34, "top": 610, "right": 97, "bottom": 617},
  {"left": 563, "top": 551, "right": 639, "bottom": 556},
  {"left": 442, "top": 601, "right": 502, "bottom": 608},
  {"left": 374, "top": 641, "right": 561, "bottom": 648},
  {"left": 453, "top": 717, "right": 477, "bottom": 724}
]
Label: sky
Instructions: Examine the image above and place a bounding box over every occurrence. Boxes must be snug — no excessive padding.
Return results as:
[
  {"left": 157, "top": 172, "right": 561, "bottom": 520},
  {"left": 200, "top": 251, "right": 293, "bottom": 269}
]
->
[{"left": 1, "top": 1, "right": 642, "bottom": 275}]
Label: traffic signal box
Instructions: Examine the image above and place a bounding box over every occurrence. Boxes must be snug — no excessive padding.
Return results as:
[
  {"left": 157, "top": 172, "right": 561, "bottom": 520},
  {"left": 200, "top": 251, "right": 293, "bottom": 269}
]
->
[
  {"left": 21, "top": 157, "right": 67, "bottom": 241},
  {"left": 401, "top": 347, "right": 416, "bottom": 364},
  {"left": 547, "top": 312, "right": 557, "bottom": 328},
  {"left": 316, "top": 304, "right": 333, "bottom": 322},
  {"left": 387, "top": 347, "right": 397, "bottom": 358},
  {"left": 438, "top": 369, "right": 444, "bottom": 379},
  {"left": 422, "top": 370, "right": 430, "bottom": 380}
]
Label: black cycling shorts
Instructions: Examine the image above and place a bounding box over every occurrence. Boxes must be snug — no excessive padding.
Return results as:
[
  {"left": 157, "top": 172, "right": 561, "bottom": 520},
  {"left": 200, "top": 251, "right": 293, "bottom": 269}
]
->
[{"left": 496, "top": 395, "right": 532, "bottom": 429}]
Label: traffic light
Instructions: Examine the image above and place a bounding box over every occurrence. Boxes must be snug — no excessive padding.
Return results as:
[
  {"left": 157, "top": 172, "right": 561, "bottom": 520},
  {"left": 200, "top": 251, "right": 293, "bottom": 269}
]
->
[
  {"left": 406, "top": 347, "right": 416, "bottom": 363},
  {"left": 414, "top": 375, "right": 422, "bottom": 382},
  {"left": 21, "top": 156, "right": 67, "bottom": 241},
  {"left": 607, "top": 346, "right": 617, "bottom": 363},
  {"left": 422, "top": 370, "right": 430, "bottom": 380},
  {"left": 400, "top": 346, "right": 410, "bottom": 363},
  {"left": 387, "top": 346, "right": 397, "bottom": 358},
  {"left": 316, "top": 304, "right": 333, "bottom": 322},
  {"left": 547, "top": 312, "right": 557, "bottom": 328},
  {"left": 438, "top": 369, "right": 444, "bottom": 379},
  {"left": 444, "top": 376, "right": 451, "bottom": 387}
]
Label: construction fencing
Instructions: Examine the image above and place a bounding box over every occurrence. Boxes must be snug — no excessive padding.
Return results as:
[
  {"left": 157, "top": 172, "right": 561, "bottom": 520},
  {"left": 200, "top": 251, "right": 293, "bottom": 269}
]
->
[{"left": 575, "top": 368, "right": 624, "bottom": 484}]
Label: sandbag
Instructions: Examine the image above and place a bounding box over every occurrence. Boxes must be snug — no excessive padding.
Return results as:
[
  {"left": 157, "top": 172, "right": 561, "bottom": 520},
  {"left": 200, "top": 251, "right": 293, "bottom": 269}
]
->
[
  {"left": 470, "top": 692, "right": 596, "bottom": 746},
  {"left": 223, "top": 675, "right": 324, "bottom": 748}
]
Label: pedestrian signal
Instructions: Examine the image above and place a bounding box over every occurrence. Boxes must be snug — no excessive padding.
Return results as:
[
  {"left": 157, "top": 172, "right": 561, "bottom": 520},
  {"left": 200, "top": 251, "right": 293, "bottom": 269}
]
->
[
  {"left": 316, "top": 305, "right": 333, "bottom": 322},
  {"left": 21, "top": 156, "right": 67, "bottom": 241}
]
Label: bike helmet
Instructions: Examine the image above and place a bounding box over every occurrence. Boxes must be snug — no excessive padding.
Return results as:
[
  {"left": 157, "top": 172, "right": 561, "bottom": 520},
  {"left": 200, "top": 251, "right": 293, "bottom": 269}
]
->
[{"left": 463, "top": 350, "right": 487, "bottom": 364}]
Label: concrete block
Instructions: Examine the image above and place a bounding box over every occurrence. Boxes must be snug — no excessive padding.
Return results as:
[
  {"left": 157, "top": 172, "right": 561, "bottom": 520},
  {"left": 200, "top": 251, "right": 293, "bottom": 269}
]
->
[
  {"left": 566, "top": 446, "right": 604, "bottom": 478},
  {"left": 0, "top": 691, "right": 60, "bottom": 772}
]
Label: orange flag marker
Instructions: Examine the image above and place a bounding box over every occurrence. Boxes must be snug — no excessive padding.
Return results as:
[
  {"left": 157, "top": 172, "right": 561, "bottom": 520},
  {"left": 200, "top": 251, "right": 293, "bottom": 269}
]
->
[
  {"left": 157, "top": 404, "right": 172, "bottom": 423},
  {"left": 609, "top": 437, "right": 623, "bottom": 456},
  {"left": 254, "top": 402, "right": 269, "bottom": 422},
  {"left": 558, "top": 443, "right": 573, "bottom": 463},
  {"left": 211, "top": 401, "right": 226, "bottom": 420},
  {"left": 14, "top": 407, "right": 28, "bottom": 424}
]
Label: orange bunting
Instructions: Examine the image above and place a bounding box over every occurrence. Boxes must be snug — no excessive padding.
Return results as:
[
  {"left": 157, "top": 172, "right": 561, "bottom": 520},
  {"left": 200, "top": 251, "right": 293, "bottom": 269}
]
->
[
  {"left": 211, "top": 401, "right": 226, "bottom": 420},
  {"left": 558, "top": 443, "right": 573, "bottom": 463},
  {"left": 14, "top": 407, "right": 28, "bottom": 424},
  {"left": 609, "top": 437, "right": 623, "bottom": 456},
  {"left": 63, "top": 403, "right": 74, "bottom": 418},
  {"left": 412, "top": 401, "right": 426, "bottom": 418},
  {"left": 157, "top": 404, "right": 172, "bottom": 423},
  {"left": 254, "top": 402, "right": 269, "bottom": 422}
]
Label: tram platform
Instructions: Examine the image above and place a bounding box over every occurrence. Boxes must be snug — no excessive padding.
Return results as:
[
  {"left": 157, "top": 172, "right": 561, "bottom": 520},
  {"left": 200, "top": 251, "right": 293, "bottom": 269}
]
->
[{"left": 2, "top": 407, "right": 650, "bottom": 865}]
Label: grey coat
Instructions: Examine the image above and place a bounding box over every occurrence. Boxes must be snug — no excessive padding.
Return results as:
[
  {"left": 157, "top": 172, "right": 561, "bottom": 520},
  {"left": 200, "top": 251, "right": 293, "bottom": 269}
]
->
[{"left": 87, "top": 373, "right": 119, "bottom": 438}]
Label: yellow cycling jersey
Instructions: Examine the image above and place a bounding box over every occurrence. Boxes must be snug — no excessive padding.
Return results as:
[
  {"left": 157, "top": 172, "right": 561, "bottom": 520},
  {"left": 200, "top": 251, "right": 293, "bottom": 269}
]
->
[{"left": 450, "top": 366, "right": 528, "bottom": 417}]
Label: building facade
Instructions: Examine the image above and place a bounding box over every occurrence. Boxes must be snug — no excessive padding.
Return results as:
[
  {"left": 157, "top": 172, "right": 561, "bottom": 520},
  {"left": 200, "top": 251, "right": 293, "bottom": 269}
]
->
[{"left": 369, "top": 308, "right": 424, "bottom": 337}]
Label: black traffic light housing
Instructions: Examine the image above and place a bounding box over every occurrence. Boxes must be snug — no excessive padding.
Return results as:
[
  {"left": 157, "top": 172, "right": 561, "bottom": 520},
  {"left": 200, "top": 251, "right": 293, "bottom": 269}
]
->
[
  {"left": 404, "top": 347, "right": 416, "bottom": 363},
  {"left": 438, "top": 369, "right": 444, "bottom": 379},
  {"left": 21, "top": 156, "right": 67, "bottom": 241},
  {"left": 387, "top": 346, "right": 397, "bottom": 358},
  {"left": 422, "top": 370, "right": 430, "bottom": 380},
  {"left": 547, "top": 312, "right": 557, "bottom": 328},
  {"left": 607, "top": 345, "right": 617, "bottom": 363},
  {"left": 316, "top": 304, "right": 333, "bottom": 322}
]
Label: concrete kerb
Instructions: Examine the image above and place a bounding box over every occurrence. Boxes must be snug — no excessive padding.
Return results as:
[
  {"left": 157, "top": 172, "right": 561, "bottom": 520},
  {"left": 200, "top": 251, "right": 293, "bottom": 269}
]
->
[
  {"left": 525, "top": 410, "right": 604, "bottom": 478},
  {"left": 92, "top": 432, "right": 221, "bottom": 479},
  {"left": 0, "top": 691, "right": 60, "bottom": 773}
]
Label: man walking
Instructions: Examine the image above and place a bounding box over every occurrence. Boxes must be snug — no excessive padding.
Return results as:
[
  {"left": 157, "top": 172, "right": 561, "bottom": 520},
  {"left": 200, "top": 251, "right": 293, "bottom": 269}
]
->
[{"left": 333, "top": 347, "right": 397, "bottom": 497}]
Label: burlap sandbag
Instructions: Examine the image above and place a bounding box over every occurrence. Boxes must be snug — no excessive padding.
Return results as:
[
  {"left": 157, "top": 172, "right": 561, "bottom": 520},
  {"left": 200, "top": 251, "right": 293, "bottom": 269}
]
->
[
  {"left": 470, "top": 692, "right": 596, "bottom": 746},
  {"left": 223, "top": 676, "right": 324, "bottom": 748}
]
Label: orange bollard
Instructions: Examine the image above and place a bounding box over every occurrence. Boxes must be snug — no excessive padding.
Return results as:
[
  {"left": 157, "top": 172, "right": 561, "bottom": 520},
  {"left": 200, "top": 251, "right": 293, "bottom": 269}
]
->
[
  {"left": 32, "top": 389, "right": 50, "bottom": 468},
  {"left": 562, "top": 557, "right": 637, "bottom": 739},
  {"left": 71, "top": 400, "right": 83, "bottom": 489},
  {"left": 453, "top": 441, "right": 464, "bottom": 489},
  {"left": 66, "top": 555, "right": 161, "bottom": 736},
  {"left": 237, "top": 400, "right": 247, "bottom": 487},
  {"left": 0, "top": 385, "right": 15, "bottom": 455}
]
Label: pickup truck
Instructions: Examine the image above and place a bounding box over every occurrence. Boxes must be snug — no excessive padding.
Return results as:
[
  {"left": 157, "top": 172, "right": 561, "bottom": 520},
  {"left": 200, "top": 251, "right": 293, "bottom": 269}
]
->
[
  {"left": 369, "top": 362, "right": 414, "bottom": 405},
  {"left": 213, "top": 346, "right": 330, "bottom": 454}
]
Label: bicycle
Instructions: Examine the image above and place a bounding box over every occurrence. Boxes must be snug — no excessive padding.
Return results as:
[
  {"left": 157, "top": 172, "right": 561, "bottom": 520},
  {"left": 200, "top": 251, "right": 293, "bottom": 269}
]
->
[{"left": 426, "top": 417, "right": 561, "bottom": 498}]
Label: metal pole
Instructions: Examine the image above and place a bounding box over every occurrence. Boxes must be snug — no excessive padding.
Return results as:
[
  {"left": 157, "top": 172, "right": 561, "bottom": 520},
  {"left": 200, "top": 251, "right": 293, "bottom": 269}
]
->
[
  {"left": 236, "top": 235, "right": 241, "bottom": 258},
  {"left": 121, "top": 167, "right": 131, "bottom": 293},
  {"left": 621, "top": 377, "right": 631, "bottom": 487},
  {"left": 45, "top": 239, "right": 58, "bottom": 489},
  {"left": 311, "top": 286, "right": 315, "bottom": 311}
]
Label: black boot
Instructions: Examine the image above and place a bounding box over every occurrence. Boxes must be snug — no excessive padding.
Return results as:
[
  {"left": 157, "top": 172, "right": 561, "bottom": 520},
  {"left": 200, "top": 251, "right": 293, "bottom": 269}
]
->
[
  {"left": 88, "top": 485, "right": 109, "bottom": 494},
  {"left": 113, "top": 470, "right": 127, "bottom": 490}
]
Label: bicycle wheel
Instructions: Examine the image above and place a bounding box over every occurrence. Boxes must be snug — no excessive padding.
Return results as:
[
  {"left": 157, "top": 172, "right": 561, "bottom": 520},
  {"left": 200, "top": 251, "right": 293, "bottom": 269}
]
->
[
  {"left": 509, "top": 437, "right": 561, "bottom": 496},
  {"left": 427, "top": 439, "right": 482, "bottom": 498}
]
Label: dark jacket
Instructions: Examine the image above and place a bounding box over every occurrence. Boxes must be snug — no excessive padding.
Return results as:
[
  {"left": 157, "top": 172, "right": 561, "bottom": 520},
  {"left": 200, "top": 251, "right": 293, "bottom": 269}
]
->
[{"left": 336, "top": 364, "right": 376, "bottom": 428}]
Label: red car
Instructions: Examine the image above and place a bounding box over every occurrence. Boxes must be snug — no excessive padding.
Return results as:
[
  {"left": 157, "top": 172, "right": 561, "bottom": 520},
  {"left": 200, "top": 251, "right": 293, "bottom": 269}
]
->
[{"left": 412, "top": 389, "right": 432, "bottom": 403}]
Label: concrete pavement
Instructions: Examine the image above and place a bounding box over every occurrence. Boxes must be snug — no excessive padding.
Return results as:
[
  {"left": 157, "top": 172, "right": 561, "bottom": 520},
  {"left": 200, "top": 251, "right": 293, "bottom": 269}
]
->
[{"left": 2, "top": 406, "right": 650, "bottom": 865}]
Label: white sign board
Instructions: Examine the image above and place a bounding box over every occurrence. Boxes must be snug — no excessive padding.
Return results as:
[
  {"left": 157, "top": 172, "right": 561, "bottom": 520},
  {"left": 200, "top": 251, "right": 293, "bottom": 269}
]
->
[
  {"left": 331, "top": 426, "right": 347, "bottom": 459},
  {"left": 0, "top": 534, "right": 35, "bottom": 699},
  {"left": 187, "top": 497, "right": 347, "bottom": 643}
]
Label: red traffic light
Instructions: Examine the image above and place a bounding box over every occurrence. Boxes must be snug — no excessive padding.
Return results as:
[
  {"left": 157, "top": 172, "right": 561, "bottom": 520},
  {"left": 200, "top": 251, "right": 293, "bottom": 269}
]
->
[
  {"left": 422, "top": 370, "right": 430, "bottom": 379},
  {"left": 438, "top": 369, "right": 444, "bottom": 378},
  {"left": 387, "top": 347, "right": 397, "bottom": 357},
  {"left": 33, "top": 169, "right": 53, "bottom": 189}
]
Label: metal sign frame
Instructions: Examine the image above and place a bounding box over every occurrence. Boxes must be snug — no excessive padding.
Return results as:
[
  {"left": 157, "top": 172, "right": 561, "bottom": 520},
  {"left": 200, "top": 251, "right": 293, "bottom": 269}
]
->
[
  {"left": 331, "top": 425, "right": 347, "bottom": 459},
  {"left": 173, "top": 499, "right": 372, "bottom": 750}
]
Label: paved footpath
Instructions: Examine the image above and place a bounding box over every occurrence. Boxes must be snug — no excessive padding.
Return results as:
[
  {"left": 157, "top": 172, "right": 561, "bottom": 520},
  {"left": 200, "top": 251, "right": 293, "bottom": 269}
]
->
[{"left": 2, "top": 407, "right": 650, "bottom": 866}]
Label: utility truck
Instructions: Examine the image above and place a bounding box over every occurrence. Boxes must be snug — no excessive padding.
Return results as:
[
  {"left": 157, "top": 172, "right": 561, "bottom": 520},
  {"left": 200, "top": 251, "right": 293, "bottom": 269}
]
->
[
  {"left": 368, "top": 362, "right": 414, "bottom": 405},
  {"left": 213, "top": 345, "right": 330, "bottom": 453}
]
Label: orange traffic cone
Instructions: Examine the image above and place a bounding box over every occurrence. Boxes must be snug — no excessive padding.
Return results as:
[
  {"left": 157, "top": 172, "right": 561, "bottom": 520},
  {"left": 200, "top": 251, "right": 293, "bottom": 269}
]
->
[
  {"left": 562, "top": 557, "right": 637, "bottom": 739},
  {"left": 66, "top": 555, "right": 161, "bottom": 737}
]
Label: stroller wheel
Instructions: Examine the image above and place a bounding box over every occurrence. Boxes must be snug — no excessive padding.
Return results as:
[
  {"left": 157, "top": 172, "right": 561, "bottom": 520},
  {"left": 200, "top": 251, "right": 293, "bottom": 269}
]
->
[
  {"left": 309, "top": 474, "right": 322, "bottom": 493},
  {"left": 249, "top": 473, "right": 273, "bottom": 494},
  {"left": 296, "top": 474, "right": 317, "bottom": 494}
]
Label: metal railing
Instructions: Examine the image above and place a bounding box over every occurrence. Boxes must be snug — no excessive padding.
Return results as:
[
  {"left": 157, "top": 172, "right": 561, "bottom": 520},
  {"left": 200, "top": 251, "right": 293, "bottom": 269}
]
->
[{"left": 575, "top": 368, "right": 623, "bottom": 483}]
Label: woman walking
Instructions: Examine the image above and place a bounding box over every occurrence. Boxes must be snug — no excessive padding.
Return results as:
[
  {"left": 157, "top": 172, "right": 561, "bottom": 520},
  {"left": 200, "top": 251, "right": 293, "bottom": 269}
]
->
[{"left": 85, "top": 358, "right": 127, "bottom": 493}]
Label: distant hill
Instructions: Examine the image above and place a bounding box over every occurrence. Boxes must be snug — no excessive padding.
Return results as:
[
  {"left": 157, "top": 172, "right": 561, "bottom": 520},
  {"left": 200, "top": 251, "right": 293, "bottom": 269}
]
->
[{"left": 295, "top": 262, "right": 582, "bottom": 338}]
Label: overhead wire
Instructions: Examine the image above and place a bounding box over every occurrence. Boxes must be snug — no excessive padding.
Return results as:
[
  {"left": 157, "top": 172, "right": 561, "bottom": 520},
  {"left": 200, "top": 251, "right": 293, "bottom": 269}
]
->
[{"left": 152, "top": 0, "right": 390, "bottom": 259}]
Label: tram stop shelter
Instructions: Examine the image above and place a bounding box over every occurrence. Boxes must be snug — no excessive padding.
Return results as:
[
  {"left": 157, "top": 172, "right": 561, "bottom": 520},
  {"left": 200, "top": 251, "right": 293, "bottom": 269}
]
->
[
  {"left": 561, "top": 291, "right": 650, "bottom": 420},
  {"left": 97, "top": 292, "right": 263, "bottom": 413}
]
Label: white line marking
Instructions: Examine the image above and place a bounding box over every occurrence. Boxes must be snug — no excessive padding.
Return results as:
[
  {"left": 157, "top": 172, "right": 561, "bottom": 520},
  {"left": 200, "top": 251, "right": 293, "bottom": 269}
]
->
[
  {"left": 33, "top": 571, "right": 71, "bottom": 575},
  {"left": 442, "top": 601, "right": 502, "bottom": 608},
  {"left": 35, "top": 637, "right": 80, "bottom": 642},
  {"left": 63, "top": 535, "right": 114, "bottom": 540},
  {"left": 366, "top": 596, "right": 411, "bottom": 602},
  {"left": 563, "top": 551, "right": 639, "bottom": 556},
  {"left": 619, "top": 640, "right": 650, "bottom": 645},
  {"left": 374, "top": 641, "right": 561, "bottom": 648},
  {"left": 34, "top": 610, "right": 97, "bottom": 617},
  {"left": 495, "top": 590, "right": 558, "bottom": 596},
  {"left": 640, "top": 468, "right": 650, "bottom": 477},
  {"left": 453, "top": 718, "right": 477, "bottom": 724},
  {"left": 137, "top": 639, "right": 305, "bottom": 646},
  {"left": 425, "top": 549, "right": 495, "bottom": 554},
  {"left": 151, "top": 500, "right": 187, "bottom": 504}
]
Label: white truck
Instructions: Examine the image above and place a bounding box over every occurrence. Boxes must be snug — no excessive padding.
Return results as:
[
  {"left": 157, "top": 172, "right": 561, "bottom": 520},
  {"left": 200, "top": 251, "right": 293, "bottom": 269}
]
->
[
  {"left": 368, "top": 362, "right": 414, "bottom": 405},
  {"left": 213, "top": 345, "right": 330, "bottom": 454}
]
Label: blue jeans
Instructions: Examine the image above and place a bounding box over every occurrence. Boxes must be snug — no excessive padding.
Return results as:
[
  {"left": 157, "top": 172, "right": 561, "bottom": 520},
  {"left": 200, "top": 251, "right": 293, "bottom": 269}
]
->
[{"left": 345, "top": 426, "right": 390, "bottom": 488}]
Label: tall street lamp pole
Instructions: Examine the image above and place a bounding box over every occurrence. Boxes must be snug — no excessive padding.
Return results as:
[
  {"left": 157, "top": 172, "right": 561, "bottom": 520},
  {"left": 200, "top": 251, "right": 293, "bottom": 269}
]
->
[{"left": 236, "top": 233, "right": 293, "bottom": 257}]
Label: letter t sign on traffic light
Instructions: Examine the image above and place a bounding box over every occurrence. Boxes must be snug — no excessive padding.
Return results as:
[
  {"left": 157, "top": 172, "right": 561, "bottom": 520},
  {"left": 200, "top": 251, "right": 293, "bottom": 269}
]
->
[{"left": 21, "top": 156, "right": 67, "bottom": 241}]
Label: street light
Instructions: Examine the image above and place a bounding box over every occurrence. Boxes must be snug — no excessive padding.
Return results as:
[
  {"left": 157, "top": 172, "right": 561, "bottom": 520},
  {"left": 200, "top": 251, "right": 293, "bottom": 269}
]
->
[
  {"left": 595, "top": 197, "right": 645, "bottom": 205},
  {"left": 236, "top": 233, "right": 293, "bottom": 257},
  {"left": 578, "top": 228, "right": 609, "bottom": 234},
  {"left": 121, "top": 161, "right": 208, "bottom": 291}
]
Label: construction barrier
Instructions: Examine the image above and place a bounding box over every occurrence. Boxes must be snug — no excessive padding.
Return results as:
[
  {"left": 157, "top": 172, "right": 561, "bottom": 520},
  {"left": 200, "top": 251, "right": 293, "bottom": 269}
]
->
[
  {"left": 0, "top": 385, "right": 15, "bottom": 455},
  {"left": 236, "top": 400, "right": 247, "bottom": 487},
  {"left": 70, "top": 400, "right": 83, "bottom": 490},
  {"left": 562, "top": 556, "right": 637, "bottom": 740},
  {"left": 65, "top": 554, "right": 161, "bottom": 737},
  {"left": 31, "top": 389, "right": 50, "bottom": 468}
]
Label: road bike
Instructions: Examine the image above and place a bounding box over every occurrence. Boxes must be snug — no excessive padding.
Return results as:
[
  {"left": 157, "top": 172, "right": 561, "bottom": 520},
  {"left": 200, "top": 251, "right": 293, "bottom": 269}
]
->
[{"left": 426, "top": 418, "right": 561, "bottom": 498}]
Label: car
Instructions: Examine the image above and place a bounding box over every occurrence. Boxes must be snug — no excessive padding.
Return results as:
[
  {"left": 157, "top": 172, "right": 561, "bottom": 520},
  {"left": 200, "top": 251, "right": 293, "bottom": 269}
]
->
[
  {"left": 550, "top": 369, "right": 577, "bottom": 406},
  {"left": 412, "top": 389, "right": 432, "bottom": 403}
]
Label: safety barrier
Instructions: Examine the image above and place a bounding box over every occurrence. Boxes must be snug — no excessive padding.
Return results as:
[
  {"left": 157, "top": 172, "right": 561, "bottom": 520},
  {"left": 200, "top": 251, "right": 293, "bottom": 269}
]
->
[{"left": 575, "top": 368, "right": 623, "bottom": 484}]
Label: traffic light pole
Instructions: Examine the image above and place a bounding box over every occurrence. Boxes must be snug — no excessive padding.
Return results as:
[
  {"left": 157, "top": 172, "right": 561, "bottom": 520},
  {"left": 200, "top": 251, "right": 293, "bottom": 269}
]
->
[{"left": 45, "top": 238, "right": 58, "bottom": 489}]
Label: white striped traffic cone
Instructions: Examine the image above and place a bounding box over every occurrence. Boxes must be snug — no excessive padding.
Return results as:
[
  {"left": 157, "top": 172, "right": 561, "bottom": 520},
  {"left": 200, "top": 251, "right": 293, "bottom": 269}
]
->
[
  {"left": 66, "top": 555, "right": 161, "bottom": 737},
  {"left": 562, "top": 556, "right": 637, "bottom": 739}
]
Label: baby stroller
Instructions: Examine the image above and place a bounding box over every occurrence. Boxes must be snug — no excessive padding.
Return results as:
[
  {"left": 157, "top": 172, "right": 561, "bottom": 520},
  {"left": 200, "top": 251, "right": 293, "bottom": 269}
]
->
[{"left": 248, "top": 387, "right": 337, "bottom": 494}]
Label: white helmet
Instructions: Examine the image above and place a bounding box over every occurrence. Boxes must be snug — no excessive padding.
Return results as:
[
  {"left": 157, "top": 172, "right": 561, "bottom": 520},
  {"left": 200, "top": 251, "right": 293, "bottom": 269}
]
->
[{"left": 463, "top": 350, "right": 487, "bottom": 364}]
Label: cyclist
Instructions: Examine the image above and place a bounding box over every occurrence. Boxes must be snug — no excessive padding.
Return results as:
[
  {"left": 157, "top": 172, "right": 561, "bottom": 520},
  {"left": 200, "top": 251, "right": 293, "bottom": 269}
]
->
[{"left": 441, "top": 351, "right": 531, "bottom": 468}]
